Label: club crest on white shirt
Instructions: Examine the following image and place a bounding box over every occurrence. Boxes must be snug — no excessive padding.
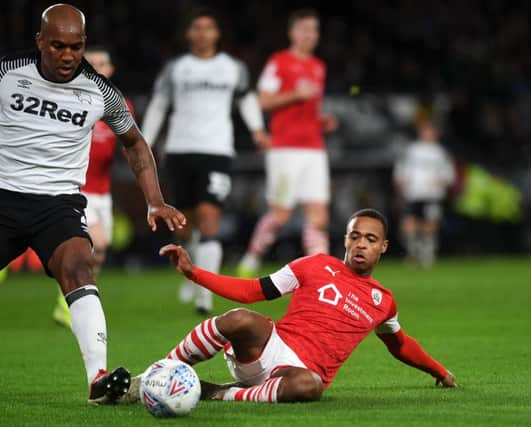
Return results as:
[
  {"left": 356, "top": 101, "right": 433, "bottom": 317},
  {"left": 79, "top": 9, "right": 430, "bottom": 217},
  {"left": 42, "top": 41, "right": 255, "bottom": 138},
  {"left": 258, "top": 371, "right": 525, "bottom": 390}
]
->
[
  {"left": 73, "top": 89, "right": 92, "bottom": 104},
  {"left": 371, "top": 288, "right": 383, "bottom": 306}
]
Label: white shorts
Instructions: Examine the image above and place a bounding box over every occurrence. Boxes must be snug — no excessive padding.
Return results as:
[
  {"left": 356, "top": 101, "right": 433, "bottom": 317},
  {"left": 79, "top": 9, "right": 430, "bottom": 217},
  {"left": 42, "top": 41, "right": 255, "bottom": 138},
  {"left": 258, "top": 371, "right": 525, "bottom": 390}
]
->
[
  {"left": 224, "top": 325, "right": 307, "bottom": 386},
  {"left": 83, "top": 192, "right": 113, "bottom": 242},
  {"left": 265, "top": 148, "right": 330, "bottom": 208}
]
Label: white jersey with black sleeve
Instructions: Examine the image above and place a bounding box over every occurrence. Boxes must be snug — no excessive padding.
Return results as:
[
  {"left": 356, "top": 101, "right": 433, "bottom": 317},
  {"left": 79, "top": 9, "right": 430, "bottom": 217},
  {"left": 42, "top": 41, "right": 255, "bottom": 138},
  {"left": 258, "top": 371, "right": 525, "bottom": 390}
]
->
[
  {"left": 141, "top": 52, "right": 263, "bottom": 157},
  {"left": 0, "top": 51, "right": 135, "bottom": 196}
]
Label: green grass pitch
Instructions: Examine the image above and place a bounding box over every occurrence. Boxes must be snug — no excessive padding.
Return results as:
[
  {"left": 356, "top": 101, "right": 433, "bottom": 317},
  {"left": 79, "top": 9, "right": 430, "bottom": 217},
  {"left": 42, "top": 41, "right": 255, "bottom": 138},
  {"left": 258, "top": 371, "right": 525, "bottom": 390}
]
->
[{"left": 1, "top": 257, "right": 530, "bottom": 426}]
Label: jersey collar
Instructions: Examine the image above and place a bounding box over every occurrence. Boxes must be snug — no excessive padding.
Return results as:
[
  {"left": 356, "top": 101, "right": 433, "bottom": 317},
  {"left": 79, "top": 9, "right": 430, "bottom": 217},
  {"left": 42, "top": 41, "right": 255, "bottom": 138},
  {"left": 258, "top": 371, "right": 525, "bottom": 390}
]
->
[{"left": 35, "top": 51, "right": 85, "bottom": 84}]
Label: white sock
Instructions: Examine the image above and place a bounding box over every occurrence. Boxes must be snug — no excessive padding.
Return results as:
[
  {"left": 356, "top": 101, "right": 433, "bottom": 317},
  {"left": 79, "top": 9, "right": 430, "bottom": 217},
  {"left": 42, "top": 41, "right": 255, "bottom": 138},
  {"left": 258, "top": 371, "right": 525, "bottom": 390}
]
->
[
  {"left": 419, "top": 235, "right": 437, "bottom": 268},
  {"left": 239, "top": 252, "right": 260, "bottom": 272},
  {"left": 222, "top": 377, "right": 282, "bottom": 403},
  {"left": 66, "top": 285, "right": 107, "bottom": 385},
  {"left": 194, "top": 238, "right": 223, "bottom": 310},
  {"left": 405, "top": 233, "right": 417, "bottom": 259},
  {"left": 186, "top": 229, "right": 200, "bottom": 259},
  {"left": 178, "top": 230, "right": 201, "bottom": 303}
]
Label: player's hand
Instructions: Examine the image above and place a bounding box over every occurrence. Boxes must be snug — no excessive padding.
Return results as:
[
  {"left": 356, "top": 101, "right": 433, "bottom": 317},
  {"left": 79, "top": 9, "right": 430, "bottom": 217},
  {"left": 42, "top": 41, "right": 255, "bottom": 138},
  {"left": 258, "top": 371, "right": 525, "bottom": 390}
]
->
[
  {"left": 295, "top": 79, "right": 320, "bottom": 100},
  {"left": 321, "top": 115, "right": 338, "bottom": 133},
  {"left": 435, "top": 371, "right": 458, "bottom": 388},
  {"left": 147, "top": 204, "right": 186, "bottom": 232},
  {"left": 159, "top": 244, "right": 194, "bottom": 278},
  {"left": 252, "top": 129, "right": 270, "bottom": 152}
]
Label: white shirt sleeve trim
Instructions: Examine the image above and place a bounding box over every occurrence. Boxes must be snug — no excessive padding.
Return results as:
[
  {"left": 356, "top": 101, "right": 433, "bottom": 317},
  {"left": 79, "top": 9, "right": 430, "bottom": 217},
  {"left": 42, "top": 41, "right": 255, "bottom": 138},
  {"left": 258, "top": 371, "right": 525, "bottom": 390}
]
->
[
  {"left": 375, "top": 313, "right": 401, "bottom": 334},
  {"left": 269, "top": 265, "right": 300, "bottom": 295}
]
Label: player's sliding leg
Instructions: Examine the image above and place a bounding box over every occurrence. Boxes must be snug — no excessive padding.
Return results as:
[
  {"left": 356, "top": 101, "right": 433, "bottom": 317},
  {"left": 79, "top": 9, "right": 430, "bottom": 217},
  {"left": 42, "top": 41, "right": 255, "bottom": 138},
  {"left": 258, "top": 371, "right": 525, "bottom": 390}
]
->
[
  {"left": 48, "top": 237, "right": 130, "bottom": 404},
  {"left": 167, "top": 308, "right": 272, "bottom": 364},
  {"left": 302, "top": 202, "right": 329, "bottom": 255},
  {"left": 237, "top": 207, "right": 291, "bottom": 277},
  {"left": 167, "top": 316, "right": 228, "bottom": 364},
  {"left": 217, "top": 367, "right": 323, "bottom": 403},
  {"left": 193, "top": 202, "right": 223, "bottom": 314},
  {"left": 125, "top": 310, "right": 272, "bottom": 404}
]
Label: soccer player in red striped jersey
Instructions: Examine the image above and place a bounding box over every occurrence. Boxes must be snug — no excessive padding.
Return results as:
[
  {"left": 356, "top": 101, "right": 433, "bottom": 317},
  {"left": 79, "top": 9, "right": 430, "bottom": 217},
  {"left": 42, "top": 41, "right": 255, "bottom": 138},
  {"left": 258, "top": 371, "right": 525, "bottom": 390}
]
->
[{"left": 125, "top": 209, "right": 456, "bottom": 404}]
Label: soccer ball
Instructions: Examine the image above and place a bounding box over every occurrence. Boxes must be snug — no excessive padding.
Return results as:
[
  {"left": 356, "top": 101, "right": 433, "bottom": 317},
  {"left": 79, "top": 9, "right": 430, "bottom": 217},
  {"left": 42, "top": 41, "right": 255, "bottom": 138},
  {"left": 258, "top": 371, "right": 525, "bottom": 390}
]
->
[{"left": 140, "top": 359, "right": 201, "bottom": 417}]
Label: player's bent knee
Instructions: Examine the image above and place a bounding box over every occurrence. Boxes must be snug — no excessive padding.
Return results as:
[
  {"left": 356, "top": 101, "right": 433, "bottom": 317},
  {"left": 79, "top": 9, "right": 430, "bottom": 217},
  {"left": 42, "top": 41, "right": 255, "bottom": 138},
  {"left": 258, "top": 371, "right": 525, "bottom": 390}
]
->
[
  {"left": 217, "top": 308, "right": 260, "bottom": 336},
  {"left": 270, "top": 208, "right": 292, "bottom": 226},
  {"left": 279, "top": 370, "right": 323, "bottom": 403}
]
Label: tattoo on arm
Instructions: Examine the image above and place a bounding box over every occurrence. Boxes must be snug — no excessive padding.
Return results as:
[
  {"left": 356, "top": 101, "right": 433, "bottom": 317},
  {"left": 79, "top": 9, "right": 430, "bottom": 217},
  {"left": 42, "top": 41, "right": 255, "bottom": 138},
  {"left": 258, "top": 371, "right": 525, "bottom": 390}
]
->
[{"left": 127, "top": 147, "right": 149, "bottom": 176}]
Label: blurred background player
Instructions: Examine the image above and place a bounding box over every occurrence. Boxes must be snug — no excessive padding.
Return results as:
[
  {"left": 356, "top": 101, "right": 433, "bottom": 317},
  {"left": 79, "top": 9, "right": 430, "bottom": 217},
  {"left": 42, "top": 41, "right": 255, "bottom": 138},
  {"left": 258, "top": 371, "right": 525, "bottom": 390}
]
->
[
  {"left": 53, "top": 46, "right": 134, "bottom": 328},
  {"left": 142, "top": 9, "right": 268, "bottom": 314},
  {"left": 237, "top": 8, "right": 337, "bottom": 277},
  {"left": 393, "top": 121, "right": 455, "bottom": 267}
]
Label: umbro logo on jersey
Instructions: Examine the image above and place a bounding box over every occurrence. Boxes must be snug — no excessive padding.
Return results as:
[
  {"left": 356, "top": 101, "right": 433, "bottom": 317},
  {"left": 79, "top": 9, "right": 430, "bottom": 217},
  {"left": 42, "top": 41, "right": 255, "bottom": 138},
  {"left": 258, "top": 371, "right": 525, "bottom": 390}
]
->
[
  {"left": 17, "top": 79, "right": 32, "bottom": 89},
  {"left": 73, "top": 89, "right": 92, "bottom": 104},
  {"left": 10, "top": 93, "right": 88, "bottom": 127}
]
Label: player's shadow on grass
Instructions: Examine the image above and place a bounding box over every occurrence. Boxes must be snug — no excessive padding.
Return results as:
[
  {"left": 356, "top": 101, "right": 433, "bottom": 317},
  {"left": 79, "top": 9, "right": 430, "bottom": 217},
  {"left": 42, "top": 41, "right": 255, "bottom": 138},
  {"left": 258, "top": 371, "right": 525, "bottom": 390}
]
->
[{"left": 324, "top": 385, "right": 459, "bottom": 408}]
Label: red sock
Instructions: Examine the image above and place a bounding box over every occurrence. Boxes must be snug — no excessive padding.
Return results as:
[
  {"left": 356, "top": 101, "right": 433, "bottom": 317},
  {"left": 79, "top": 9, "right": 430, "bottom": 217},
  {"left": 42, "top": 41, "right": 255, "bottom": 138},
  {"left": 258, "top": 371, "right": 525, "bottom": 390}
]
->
[
  {"left": 222, "top": 377, "right": 282, "bottom": 403},
  {"left": 167, "top": 317, "right": 227, "bottom": 365}
]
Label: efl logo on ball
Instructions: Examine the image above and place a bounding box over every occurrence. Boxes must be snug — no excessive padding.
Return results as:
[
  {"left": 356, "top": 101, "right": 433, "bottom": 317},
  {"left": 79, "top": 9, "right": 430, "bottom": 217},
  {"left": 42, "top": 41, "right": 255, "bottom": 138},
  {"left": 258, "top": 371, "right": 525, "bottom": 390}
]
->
[{"left": 140, "top": 359, "right": 201, "bottom": 417}]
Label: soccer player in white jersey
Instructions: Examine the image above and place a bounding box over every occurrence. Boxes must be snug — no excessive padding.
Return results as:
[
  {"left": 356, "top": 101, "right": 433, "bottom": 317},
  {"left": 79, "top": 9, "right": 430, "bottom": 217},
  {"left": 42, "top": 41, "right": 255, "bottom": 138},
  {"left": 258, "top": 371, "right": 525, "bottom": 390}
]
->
[
  {"left": 52, "top": 46, "right": 135, "bottom": 328},
  {"left": 122, "top": 209, "right": 456, "bottom": 404},
  {"left": 142, "top": 9, "right": 268, "bottom": 315},
  {"left": 393, "top": 122, "right": 455, "bottom": 267},
  {"left": 0, "top": 4, "right": 186, "bottom": 404}
]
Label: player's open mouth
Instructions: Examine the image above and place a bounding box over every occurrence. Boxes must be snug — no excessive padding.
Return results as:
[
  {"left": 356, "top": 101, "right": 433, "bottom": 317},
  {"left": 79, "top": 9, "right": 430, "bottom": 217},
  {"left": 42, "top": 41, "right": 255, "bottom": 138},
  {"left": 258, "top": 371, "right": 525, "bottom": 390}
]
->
[
  {"left": 58, "top": 66, "right": 74, "bottom": 77},
  {"left": 353, "top": 254, "right": 366, "bottom": 263}
]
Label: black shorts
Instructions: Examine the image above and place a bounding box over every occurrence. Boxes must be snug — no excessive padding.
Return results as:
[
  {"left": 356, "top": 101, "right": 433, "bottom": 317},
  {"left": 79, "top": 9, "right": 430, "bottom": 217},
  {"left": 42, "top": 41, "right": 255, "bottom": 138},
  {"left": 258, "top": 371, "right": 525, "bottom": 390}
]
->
[
  {"left": 404, "top": 200, "right": 443, "bottom": 222},
  {"left": 0, "top": 188, "right": 91, "bottom": 277},
  {"left": 165, "top": 154, "right": 232, "bottom": 210}
]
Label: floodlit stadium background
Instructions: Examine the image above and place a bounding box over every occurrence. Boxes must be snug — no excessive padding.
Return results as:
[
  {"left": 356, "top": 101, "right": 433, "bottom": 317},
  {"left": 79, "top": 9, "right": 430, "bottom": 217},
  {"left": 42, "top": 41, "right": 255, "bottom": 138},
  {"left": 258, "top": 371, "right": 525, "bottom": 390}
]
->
[{"left": 2, "top": 0, "right": 530, "bottom": 267}]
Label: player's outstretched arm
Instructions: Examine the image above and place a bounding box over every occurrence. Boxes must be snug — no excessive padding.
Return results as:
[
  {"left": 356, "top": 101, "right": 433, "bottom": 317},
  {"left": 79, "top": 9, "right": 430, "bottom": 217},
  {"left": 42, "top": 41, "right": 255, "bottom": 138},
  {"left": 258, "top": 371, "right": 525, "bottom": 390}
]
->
[
  {"left": 258, "top": 82, "right": 317, "bottom": 112},
  {"left": 120, "top": 126, "right": 186, "bottom": 232},
  {"left": 159, "top": 244, "right": 268, "bottom": 304},
  {"left": 377, "top": 330, "right": 458, "bottom": 388}
]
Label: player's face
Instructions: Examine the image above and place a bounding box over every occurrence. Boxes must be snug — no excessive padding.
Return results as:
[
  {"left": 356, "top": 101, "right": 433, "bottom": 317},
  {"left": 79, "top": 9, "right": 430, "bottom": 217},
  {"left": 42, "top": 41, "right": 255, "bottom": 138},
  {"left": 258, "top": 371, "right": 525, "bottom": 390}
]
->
[
  {"left": 289, "top": 17, "right": 319, "bottom": 54},
  {"left": 85, "top": 51, "right": 115, "bottom": 79},
  {"left": 418, "top": 123, "right": 439, "bottom": 143},
  {"left": 186, "top": 16, "right": 220, "bottom": 52},
  {"left": 344, "top": 216, "right": 388, "bottom": 277},
  {"left": 36, "top": 25, "right": 86, "bottom": 82}
]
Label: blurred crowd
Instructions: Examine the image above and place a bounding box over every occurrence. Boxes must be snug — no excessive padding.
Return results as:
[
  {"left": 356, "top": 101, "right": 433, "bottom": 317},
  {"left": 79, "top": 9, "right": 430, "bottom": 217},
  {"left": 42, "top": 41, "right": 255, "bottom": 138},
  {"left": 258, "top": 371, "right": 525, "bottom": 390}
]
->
[
  {"left": 2, "top": 1, "right": 531, "bottom": 168},
  {"left": 1, "top": 0, "right": 530, "bottom": 261}
]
